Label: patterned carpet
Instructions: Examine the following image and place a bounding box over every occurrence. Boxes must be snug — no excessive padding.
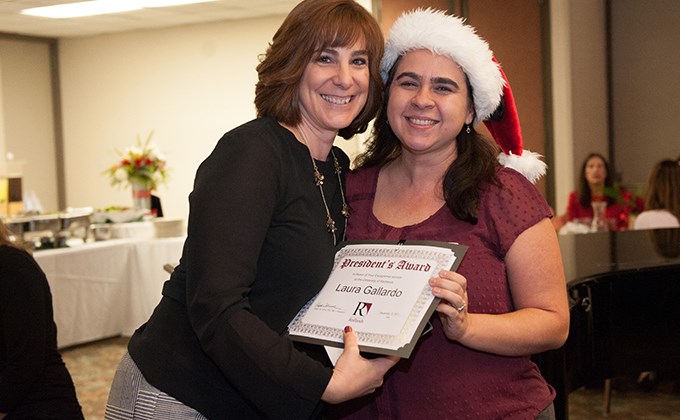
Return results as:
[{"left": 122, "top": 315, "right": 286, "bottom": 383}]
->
[
  {"left": 62, "top": 336, "right": 129, "bottom": 420},
  {"left": 61, "top": 336, "right": 680, "bottom": 419}
]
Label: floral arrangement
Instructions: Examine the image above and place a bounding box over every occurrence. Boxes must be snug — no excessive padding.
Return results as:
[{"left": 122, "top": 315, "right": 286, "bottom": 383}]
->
[
  {"left": 604, "top": 183, "right": 645, "bottom": 229},
  {"left": 105, "top": 130, "right": 169, "bottom": 190}
]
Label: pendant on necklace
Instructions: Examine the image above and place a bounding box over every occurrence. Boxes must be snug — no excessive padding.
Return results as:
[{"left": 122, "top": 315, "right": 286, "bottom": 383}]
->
[
  {"left": 342, "top": 203, "right": 350, "bottom": 218},
  {"left": 326, "top": 215, "right": 337, "bottom": 233},
  {"left": 313, "top": 169, "right": 324, "bottom": 186}
]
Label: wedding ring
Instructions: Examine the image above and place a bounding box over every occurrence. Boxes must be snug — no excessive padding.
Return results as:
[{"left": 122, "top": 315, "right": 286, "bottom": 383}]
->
[{"left": 455, "top": 302, "right": 465, "bottom": 312}]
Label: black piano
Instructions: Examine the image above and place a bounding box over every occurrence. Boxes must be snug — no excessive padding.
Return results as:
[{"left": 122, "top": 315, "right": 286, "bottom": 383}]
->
[{"left": 536, "top": 228, "right": 680, "bottom": 420}]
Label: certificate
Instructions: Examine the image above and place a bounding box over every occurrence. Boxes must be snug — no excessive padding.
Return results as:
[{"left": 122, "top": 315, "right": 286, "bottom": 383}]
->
[{"left": 287, "top": 240, "right": 468, "bottom": 358}]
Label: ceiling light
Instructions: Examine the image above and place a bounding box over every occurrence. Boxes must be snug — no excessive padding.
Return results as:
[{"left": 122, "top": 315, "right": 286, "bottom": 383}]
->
[
  {"left": 143, "top": 0, "right": 217, "bottom": 7},
  {"left": 21, "top": 0, "right": 216, "bottom": 19},
  {"left": 22, "top": 0, "right": 142, "bottom": 18}
]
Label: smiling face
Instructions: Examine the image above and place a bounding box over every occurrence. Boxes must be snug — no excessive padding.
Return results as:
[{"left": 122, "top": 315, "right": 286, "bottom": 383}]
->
[
  {"left": 296, "top": 39, "right": 370, "bottom": 139},
  {"left": 386, "top": 49, "right": 474, "bottom": 158}
]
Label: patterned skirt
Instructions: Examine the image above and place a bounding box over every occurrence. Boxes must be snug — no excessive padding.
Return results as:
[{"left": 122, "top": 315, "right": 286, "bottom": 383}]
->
[{"left": 105, "top": 352, "right": 208, "bottom": 420}]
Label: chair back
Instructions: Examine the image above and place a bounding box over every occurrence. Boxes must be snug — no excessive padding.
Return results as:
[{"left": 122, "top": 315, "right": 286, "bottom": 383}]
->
[{"left": 566, "top": 263, "right": 680, "bottom": 388}]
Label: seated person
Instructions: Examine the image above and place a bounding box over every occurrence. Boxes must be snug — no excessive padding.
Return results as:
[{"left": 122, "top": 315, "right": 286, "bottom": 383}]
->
[
  {"left": 560, "top": 153, "right": 642, "bottom": 231},
  {"left": 634, "top": 159, "right": 680, "bottom": 229},
  {"left": 151, "top": 194, "right": 163, "bottom": 218},
  {"left": 0, "top": 221, "right": 84, "bottom": 419}
]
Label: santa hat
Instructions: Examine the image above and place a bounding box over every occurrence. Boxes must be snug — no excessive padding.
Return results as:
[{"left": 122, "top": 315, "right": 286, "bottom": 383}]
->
[{"left": 381, "top": 8, "right": 547, "bottom": 183}]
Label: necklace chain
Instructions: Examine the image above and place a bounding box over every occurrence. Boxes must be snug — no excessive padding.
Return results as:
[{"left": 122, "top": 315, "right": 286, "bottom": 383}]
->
[{"left": 297, "top": 128, "right": 349, "bottom": 245}]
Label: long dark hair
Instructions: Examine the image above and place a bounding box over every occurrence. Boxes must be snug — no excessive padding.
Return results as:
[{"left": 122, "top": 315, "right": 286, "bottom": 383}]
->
[
  {"left": 254, "top": 0, "right": 384, "bottom": 139},
  {"left": 354, "top": 56, "right": 500, "bottom": 224},
  {"left": 577, "top": 152, "right": 614, "bottom": 208}
]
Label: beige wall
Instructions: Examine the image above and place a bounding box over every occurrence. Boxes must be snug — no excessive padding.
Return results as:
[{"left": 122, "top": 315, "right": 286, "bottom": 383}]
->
[
  {"left": 0, "top": 39, "right": 59, "bottom": 213},
  {"left": 610, "top": 0, "right": 680, "bottom": 190},
  {"left": 552, "top": 0, "right": 609, "bottom": 215},
  {"left": 550, "top": 0, "right": 576, "bottom": 216},
  {"left": 59, "top": 16, "right": 289, "bottom": 219}
]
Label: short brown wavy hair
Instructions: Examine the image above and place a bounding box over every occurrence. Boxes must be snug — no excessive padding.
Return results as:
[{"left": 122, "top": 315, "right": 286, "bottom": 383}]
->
[{"left": 254, "top": 0, "right": 384, "bottom": 139}]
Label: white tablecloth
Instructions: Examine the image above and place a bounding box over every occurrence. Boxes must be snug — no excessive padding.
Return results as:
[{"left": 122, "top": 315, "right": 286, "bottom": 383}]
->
[
  {"left": 110, "top": 221, "right": 155, "bottom": 239},
  {"left": 33, "top": 236, "right": 185, "bottom": 348}
]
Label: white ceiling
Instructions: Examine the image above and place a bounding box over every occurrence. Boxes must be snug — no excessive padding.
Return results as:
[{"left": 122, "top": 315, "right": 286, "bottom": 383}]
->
[{"left": 0, "top": 0, "right": 301, "bottom": 38}]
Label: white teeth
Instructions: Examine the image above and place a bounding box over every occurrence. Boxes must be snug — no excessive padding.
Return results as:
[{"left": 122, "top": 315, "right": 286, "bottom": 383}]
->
[
  {"left": 408, "top": 118, "right": 436, "bottom": 126},
  {"left": 321, "top": 94, "right": 351, "bottom": 105}
]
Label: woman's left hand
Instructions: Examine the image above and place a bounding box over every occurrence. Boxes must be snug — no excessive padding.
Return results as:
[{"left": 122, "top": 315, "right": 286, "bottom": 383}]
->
[{"left": 430, "top": 269, "right": 469, "bottom": 341}]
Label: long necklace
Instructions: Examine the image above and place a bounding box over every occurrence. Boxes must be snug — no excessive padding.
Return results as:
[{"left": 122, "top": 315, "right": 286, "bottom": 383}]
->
[{"left": 297, "top": 128, "right": 349, "bottom": 245}]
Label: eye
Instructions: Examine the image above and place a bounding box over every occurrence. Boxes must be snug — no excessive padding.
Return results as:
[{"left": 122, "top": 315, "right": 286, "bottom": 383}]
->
[
  {"left": 352, "top": 56, "right": 368, "bottom": 66},
  {"left": 317, "top": 54, "right": 333, "bottom": 64},
  {"left": 398, "top": 80, "right": 418, "bottom": 88},
  {"left": 434, "top": 85, "right": 453, "bottom": 93}
]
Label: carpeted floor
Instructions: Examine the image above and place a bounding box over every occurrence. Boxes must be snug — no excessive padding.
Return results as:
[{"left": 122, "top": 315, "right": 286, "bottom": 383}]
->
[
  {"left": 569, "top": 379, "right": 680, "bottom": 419},
  {"left": 61, "top": 336, "right": 680, "bottom": 420},
  {"left": 62, "top": 336, "right": 129, "bottom": 419}
]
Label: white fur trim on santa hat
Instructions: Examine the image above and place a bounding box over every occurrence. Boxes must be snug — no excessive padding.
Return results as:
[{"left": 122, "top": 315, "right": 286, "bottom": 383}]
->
[
  {"left": 381, "top": 8, "right": 504, "bottom": 126},
  {"left": 498, "top": 150, "right": 547, "bottom": 184}
]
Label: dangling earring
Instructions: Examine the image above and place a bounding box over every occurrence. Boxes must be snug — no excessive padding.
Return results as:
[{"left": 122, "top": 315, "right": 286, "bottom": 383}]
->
[{"left": 465, "top": 124, "right": 471, "bottom": 134}]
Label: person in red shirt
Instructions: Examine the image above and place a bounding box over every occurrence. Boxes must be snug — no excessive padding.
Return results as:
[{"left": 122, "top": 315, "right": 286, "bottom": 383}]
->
[{"left": 560, "top": 153, "right": 643, "bottom": 230}]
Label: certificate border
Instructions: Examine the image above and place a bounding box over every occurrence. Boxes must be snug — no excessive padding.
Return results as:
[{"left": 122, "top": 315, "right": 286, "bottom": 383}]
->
[{"left": 287, "top": 239, "right": 468, "bottom": 358}]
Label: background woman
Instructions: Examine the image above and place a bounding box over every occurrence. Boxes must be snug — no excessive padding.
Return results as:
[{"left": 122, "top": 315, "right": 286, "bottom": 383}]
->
[
  {"left": 634, "top": 159, "right": 680, "bottom": 229},
  {"left": 561, "top": 152, "right": 643, "bottom": 230},
  {"left": 105, "top": 1, "right": 396, "bottom": 419}
]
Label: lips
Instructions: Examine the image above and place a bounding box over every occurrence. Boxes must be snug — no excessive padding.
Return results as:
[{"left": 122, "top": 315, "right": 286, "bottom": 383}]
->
[{"left": 321, "top": 94, "right": 352, "bottom": 105}]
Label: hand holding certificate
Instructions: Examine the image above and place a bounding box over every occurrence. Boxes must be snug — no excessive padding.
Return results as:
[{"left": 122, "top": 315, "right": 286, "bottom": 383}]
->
[{"left": 287, "top": 240, "right": 468, "bottom": 358}]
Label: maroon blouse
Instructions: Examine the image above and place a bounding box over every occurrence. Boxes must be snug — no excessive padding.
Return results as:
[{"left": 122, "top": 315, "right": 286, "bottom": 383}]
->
[{"left": 328, "top": 166, "right": 555, "bottom": 420}]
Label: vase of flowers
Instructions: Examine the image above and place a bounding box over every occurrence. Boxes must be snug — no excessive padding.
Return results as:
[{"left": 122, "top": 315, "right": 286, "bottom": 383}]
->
[
  {"left": 130, "top": 179, "right": 152, "bottom": 211},
  {"left": 604, "top": 183, "right": 644, "bottom": 230},
  {"left": 105, "top": 130, "right": 168, "bottom": 210}
]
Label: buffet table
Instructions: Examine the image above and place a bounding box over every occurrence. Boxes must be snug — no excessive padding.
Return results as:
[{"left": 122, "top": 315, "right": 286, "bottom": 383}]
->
[{"left": 33, "top": 236, "right": 185, "bottom": 349}]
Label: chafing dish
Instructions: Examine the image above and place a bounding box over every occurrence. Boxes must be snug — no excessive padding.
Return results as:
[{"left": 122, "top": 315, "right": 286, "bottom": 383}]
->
[
  {"left": 1, "top": 207, "right": 94, "bottom": 249},
  {"left": 59, "top": 207, "right": 93, "bottom": 241},
  {"left": 2, "top": 215, "right": 31, "bottom": 242}
]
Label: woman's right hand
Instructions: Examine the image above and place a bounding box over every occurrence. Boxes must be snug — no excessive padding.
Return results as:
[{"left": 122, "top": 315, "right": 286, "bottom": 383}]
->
[{"left": 321, "top": 326, "right": 399, "bottom": 404}]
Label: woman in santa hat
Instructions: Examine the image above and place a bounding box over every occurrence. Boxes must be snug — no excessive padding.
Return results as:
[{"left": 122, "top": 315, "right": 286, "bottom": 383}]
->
[{"left": 329, "top": 8, "right": 568, "bottom": 420}]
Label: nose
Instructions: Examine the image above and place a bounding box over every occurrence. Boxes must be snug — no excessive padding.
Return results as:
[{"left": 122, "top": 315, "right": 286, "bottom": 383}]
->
[
  {"left": 410, "top": 87, "right": 434, "bottom": 109},
  {"left": 333, "top": 62, "right": 352, "bottom": 89}
]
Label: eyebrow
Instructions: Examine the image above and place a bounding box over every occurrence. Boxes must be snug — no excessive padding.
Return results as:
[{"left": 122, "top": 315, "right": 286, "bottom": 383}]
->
[
  {"left": 396, "top": 72, "right": 460, "bottom": 88},
  {"left": 432, "top": 76, "right": 459, "bottom": 88},
  {"left": 320, "top": 47, "right": 369, "bottom": 57}
]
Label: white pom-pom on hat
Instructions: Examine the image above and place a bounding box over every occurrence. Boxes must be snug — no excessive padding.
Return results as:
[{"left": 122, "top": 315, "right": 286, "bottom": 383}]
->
[
  {"left": 485, "top": 62, "right": 547, "bottom": 183},
  {"left": 382, "top": 8, "right": 547, "bottom": 183}
]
